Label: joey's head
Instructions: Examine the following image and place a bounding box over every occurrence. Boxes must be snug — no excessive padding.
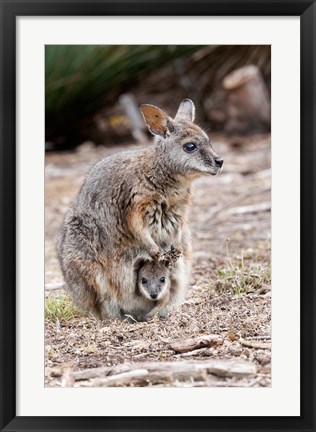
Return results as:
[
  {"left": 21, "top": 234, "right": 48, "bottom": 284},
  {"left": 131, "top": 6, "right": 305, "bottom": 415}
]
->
[
  {"left": 135, "top": 259, "right": 171, "bottom": 301},
  {"left": 140, "top": 99, "right": 223, "bottom": 177}
]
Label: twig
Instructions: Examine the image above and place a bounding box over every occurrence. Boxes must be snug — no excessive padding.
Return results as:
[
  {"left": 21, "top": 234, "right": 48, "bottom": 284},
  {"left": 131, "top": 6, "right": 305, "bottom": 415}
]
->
[
  {"left": 178, "top": 347, "right": 213, "bottom": 357},
  {"left": 247, "top": 336, "right": 271, "bottom": 341},
  {"left": 248, "top": 376, "right": 266, "bottom": 387},
  {"left": 255, "top": 285, "right": 271, "bottom": 295},
  {"left": 225, "top": 238, "right": 233, "bottom": 268},
  {"left": 170, "top": 334, "right": 223, "bottom": 353},
  {"left": 239, "top": 337, "right": 271, "bottom": 350}
]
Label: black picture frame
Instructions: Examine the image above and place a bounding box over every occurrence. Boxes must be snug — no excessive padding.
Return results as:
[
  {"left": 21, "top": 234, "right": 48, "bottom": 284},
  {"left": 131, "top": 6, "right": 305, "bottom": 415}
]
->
[{"left": 0, "top": 1, "right": 315, "bottom": 431}]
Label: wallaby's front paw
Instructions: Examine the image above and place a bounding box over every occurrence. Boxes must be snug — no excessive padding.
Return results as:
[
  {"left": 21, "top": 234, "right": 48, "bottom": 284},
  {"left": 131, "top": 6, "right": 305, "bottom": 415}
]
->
[
  {"left": 170, "top": 243, "right": 182, "bottom": 258},
  {"left": 148, "top": 245, "right": 161, "bottom": 260},
  {"left": 161, "top": 244, "right": 181, "bottom": 268}
]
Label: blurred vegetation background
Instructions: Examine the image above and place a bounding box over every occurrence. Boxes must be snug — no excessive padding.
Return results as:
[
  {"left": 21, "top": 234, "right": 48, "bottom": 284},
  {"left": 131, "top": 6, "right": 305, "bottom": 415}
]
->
[{"left": 45, "top": 45, "right": 271, "bottom": 149}]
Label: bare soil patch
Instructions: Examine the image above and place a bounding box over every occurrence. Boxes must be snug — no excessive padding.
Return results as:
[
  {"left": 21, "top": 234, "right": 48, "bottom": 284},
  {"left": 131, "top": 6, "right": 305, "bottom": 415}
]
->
[{"left": 45, "top": 134, "right": 271, "bottom": 387}]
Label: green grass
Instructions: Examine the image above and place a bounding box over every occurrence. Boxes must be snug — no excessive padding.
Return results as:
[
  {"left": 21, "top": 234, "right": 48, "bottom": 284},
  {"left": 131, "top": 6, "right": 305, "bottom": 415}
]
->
[
  {"left": 215, "top": 262, "right": 271, "bottom": 295},
  {"left": 45, "top": 45, "right": 201, "bottom": 113},
  {"left": 45, "top": 292, "right": 82, "bottom": 322},
  {"left": 45, "top": 44, "right": 271, "bottom": 144},
  {"left": 45, "top": 45, "right": 202, "bottom": 138}
]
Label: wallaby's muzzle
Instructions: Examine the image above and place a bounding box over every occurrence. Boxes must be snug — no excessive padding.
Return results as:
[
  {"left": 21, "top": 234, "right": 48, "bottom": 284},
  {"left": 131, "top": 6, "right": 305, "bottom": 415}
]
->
[
  {"left": 214, "top": 157, "right": 224, "bottom": 168},
  {"left": 211, "top": 156, "right": 224, "bottom": 175},
  {"left": 200, "top": 151, "right": 224, "bottom": 175},
  {"left": 212, "top": 156, "right": 224, "bottom": 174}
]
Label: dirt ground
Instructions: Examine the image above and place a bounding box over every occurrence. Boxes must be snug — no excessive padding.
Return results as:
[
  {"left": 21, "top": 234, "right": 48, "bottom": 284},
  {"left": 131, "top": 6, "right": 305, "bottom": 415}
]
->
[{"left": 45, "top": 134, "right": 271, "bottom": 387}]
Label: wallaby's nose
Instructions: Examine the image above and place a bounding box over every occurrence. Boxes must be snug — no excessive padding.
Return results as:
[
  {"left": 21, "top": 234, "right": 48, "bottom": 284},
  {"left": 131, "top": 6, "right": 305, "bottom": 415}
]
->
[
  {"left": 150, "top": 293, "right": 158, "bottom": 300},
  {"left": 214, "top": 157, "right": 224, "bottom": 168}
]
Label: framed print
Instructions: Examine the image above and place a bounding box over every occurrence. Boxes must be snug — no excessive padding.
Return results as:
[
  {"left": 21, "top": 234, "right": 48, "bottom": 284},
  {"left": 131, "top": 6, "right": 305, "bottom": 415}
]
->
[{"left": 0, "top": 1, "right": 315, "bottom": 431}]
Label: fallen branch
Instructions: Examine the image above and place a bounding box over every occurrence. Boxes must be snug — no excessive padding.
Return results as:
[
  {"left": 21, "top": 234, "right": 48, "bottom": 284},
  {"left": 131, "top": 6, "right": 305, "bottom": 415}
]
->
[
  {"left": 239, "top": 337, "right": 271, "bottom": 350},
  {"left": 72, "top": 359, "right": 257, "bottom": 385},
  {"left": 170, "top": 334, "right": 223, "bottom": 354}
]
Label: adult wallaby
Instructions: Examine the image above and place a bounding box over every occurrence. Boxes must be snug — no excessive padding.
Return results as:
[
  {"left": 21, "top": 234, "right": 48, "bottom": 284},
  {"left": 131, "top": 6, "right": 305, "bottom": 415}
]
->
[{"left": 57, "top": 99, "right": 223, "bottom": 321}]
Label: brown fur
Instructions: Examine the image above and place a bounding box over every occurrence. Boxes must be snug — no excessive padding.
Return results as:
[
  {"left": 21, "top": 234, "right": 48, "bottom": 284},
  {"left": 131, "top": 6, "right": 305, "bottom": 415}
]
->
[{"left": 57, "top": 99, "right": 223, "bottom": 320}]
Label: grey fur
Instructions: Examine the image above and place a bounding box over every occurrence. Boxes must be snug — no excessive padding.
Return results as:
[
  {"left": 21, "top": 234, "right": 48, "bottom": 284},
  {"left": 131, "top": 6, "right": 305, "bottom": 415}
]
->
[{"left": 56, "top": 99, "right": 223, "bottom": 321}]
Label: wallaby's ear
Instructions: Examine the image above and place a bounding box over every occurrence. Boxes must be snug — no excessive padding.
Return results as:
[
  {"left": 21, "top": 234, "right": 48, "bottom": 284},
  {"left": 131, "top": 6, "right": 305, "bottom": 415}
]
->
[
  {"left": 140, "top": 104, "right": 172, "bottom": 138},
  {"left": 175, "top": 99, "right": 195, "bottom": 122},
  {"left": 134, "top": 258, "right": 148, "bottom": 272}
]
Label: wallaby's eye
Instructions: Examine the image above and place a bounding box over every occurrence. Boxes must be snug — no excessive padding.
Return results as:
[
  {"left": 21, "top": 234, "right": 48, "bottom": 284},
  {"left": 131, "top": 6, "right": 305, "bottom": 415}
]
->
[
  {"left": 142, "top": 277, "right": 148, "bottom": 284},
  {"left": 160, "top": 277, "right": 166, "bottom": 283},
  {"left": 183, "top": 142, "right": 197, "bottom": 153}
]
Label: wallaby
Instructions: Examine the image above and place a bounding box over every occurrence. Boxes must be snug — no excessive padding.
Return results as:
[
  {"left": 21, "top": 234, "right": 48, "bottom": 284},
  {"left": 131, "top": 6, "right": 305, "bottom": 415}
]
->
[
  {"left": 134, "top": 258, "right": 171, "bottom": 321},
  {"left": 133, "top": 247, "right": 181, "bottom": 321},
  {"left": 57, "top": 99, "right": 223, "bottom": 321}
]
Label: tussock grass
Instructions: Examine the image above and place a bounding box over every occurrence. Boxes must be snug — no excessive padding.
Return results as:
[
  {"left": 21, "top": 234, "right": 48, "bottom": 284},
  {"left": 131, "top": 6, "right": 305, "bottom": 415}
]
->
[
  {"left": 215, "top": 262, "right": 271, "bottom": 295},
  {"left": 45, "top": 45, "right": 271, "bottom": 144},
  {"left": 45, "top": 292, "right": 82, "bottom": 322},
  {"left": 45, "top": 45, "right": 201, "bottom": 138},
  {"left": 214, "top": 241, "right": 271, "bottom": 295}
]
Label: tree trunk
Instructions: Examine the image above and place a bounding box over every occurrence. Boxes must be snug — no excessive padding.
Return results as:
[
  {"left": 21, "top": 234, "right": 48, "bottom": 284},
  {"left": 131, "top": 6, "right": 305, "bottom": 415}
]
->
[{"left": 223, "top": 64, "right": 270, "bottom": 135}]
